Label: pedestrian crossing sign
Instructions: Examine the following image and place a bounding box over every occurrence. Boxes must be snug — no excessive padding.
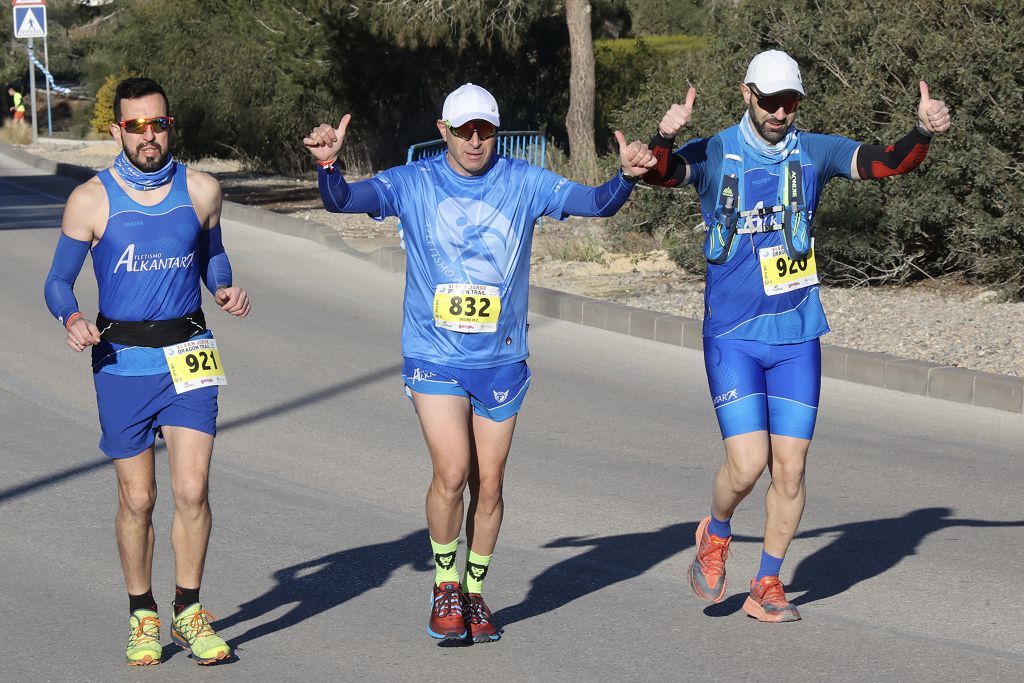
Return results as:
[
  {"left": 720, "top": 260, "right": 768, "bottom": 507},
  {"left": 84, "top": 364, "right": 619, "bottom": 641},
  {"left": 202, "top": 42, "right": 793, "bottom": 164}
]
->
[{"left": 13, "top": 2, "right": 47, "bottom": 39}]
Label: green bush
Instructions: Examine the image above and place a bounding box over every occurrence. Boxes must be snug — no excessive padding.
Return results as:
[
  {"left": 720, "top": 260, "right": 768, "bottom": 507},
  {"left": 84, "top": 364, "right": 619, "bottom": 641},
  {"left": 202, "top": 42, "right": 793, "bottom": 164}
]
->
[{"left": 611, "top": 0, "right": 1024, "bottom": 289}]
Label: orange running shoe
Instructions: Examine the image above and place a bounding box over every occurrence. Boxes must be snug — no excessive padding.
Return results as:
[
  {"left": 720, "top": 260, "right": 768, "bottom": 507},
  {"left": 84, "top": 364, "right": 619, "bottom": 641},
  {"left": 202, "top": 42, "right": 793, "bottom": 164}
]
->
[
  {"left": 743, "top": 576, "right": 801, "bottom": 622},
  {"left": 427, "top": 581, "right": 467, "bottom": 640},
  {"left": 688, "top": 516, "right": 731, "bottom": 602},
  {"left": 463, "top": 593, "right": 502, "bottom": 643}
]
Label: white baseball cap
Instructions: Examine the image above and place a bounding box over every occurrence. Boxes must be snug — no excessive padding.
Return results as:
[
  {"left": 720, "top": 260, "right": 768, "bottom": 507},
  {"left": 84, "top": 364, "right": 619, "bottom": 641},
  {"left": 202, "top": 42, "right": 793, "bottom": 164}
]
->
[
  {"left": 442, "top": 83, "right": 500, "bottom": 127},
  {"left": 744, "top": 50, "right": 805, "bottom": 96}
]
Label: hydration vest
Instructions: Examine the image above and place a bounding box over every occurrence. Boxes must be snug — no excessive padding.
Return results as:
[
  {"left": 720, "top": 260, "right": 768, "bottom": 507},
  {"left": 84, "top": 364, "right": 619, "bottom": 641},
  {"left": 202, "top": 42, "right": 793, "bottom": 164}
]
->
[{"left": 703, "top": 128, "right": 812, "bottom": 265}]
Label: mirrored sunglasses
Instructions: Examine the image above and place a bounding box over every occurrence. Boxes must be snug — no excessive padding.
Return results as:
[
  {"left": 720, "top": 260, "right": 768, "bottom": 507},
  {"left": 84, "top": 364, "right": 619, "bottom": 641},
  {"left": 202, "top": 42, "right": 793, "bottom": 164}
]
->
[
  {"left": 118, "top": 116, "right": 175, "bottom": 134},
  {"left": 446, "top": 119, "right": 498, "bottom": 141}
]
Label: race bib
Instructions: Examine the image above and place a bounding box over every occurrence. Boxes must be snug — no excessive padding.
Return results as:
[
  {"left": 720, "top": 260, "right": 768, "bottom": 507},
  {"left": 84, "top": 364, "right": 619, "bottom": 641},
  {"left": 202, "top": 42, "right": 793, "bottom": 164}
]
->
[
  {"left": 433, "top": 283, "right": 502, "bottom": 333},
  {"left": 163, "top": 337, "right": 227, "bottom": 394},
  {"left": 760, "top": 245, "right": 818, "bottom": 296}
]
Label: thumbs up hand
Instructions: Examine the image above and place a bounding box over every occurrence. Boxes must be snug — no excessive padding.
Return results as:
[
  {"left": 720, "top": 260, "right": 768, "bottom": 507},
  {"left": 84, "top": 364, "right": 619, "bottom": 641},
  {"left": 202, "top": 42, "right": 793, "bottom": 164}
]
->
[
  {"left": 917, "top": 81, "right": 950, "bottom": 135},
  {"left": 657, "top": 87, "right": 697, "bottom": 139}
]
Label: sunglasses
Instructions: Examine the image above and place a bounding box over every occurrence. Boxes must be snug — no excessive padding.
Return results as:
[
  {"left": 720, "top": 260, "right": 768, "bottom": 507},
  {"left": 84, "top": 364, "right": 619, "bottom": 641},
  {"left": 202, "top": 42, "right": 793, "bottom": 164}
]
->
[
  {"left": 445, "top": 119, "right": 498, "bottom": 141},
  {"left": 750, "top": 88, "right": 801, "bottom": 115},
  {"left": 118, "top": 116, "right": 175, "bottom": 134}
]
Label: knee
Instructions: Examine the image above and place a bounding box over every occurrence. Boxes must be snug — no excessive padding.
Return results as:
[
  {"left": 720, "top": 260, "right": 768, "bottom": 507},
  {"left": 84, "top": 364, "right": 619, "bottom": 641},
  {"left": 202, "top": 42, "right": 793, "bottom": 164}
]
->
[
  {"left": 431, "top": 467, "right": 469, "bottom": 502},
  {"left": 473, "top": 478, "right": 504, "bottom": 512},
  {"left": 725, "top": 458, "right": 764, "bottom": 490},
  {"left": 770, "top": 460, "right": 806, "bottom": 498},
  {"left": 119, "top": 484, "right": 157, "bottom": 518},
  {"left": 172, "top": 477, "right": 209, "bottom": 512}
]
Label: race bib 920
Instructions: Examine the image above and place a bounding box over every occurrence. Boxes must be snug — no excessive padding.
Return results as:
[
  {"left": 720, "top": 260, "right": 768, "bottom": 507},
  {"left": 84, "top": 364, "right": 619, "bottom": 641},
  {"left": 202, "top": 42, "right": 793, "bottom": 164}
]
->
[{"left": 760, "top": 244, "right": 818, "bottom": 296}]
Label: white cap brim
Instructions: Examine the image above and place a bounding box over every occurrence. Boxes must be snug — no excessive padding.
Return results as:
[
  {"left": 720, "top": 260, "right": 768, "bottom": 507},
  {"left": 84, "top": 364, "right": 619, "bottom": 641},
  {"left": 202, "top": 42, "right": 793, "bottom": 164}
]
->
[
  {"left": 447, "top": 110, "right": 500, "bottom": 127},
  {"left": 749, "top": 79, "right": 805, "bottom": 97}
]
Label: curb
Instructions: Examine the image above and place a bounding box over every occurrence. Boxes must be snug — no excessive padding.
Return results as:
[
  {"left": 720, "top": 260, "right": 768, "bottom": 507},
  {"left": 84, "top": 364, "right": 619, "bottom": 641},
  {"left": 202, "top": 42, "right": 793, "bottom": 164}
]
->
[{"left": 5, "top": 140, "right": 1021, "bottom": 414}]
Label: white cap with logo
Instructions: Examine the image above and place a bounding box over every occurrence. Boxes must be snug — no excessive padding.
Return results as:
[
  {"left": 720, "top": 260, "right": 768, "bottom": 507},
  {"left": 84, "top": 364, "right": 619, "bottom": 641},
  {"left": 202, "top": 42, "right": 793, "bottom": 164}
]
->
[
  {"left": 442, "top": 83, "right": 500, "bottom": 127},
  {"left": 744, "top": 50, "right": 805, "bottom": 97}
]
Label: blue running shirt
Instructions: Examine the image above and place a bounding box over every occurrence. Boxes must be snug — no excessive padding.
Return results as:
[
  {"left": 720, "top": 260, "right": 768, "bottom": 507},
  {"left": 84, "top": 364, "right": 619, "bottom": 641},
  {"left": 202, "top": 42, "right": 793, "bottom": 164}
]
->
[
  {"left": 678, "top": 125, "right": 859, "bottom": 343},
  {"left": 92, "top": 163, "right": 207, "bottom": 375},
  {"left": 369, "top": 155, "right": 579, "bottom": 368}
]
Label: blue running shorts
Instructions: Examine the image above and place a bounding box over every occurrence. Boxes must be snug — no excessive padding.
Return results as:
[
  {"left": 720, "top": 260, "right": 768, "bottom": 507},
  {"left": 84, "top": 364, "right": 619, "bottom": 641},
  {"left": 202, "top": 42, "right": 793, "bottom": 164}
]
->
[
  {"left": 702, "top": 337, "right": 821, "bottom": 440},
  {"left": 93, "top": 371, "right": 219, "bottom": 458},
  {"left": 402, "top": 358, "right": 531, "bottom": 423}
]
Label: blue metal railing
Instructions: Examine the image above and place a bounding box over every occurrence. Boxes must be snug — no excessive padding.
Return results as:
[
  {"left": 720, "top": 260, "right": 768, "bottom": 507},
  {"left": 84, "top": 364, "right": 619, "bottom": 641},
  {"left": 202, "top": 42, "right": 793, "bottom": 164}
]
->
[{"left": 406, "top": 131, "right": 546, "bottom": 168}]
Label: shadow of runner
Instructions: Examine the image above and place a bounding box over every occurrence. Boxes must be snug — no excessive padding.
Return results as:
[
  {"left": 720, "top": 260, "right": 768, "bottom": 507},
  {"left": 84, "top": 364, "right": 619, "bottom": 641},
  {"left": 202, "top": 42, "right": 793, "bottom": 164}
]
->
[
  {"left": 212, "top": 529, "right": 432, "bottom": 647},
  {"left": 788, "top": 507, "right": 1024, "bottom": 606},
  {"left": 493, "top": 522, "right": 697, "bottom": 629}
]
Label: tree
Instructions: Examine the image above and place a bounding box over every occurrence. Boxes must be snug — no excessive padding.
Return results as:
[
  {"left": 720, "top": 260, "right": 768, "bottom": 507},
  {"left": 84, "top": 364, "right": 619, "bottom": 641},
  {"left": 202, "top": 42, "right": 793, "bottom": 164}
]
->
[{"left": 565, "top": 0, "right": 597, "bottom": 177}]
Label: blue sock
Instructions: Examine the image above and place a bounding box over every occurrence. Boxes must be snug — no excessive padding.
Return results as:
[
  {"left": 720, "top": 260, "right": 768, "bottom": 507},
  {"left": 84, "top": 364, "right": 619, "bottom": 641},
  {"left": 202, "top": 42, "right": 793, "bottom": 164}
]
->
[
  {"left": 707, "top": 512, "right": 732, "bottom": 538},
  {"left": 756, "top": 550, "right": 785, "bottom": 582}
]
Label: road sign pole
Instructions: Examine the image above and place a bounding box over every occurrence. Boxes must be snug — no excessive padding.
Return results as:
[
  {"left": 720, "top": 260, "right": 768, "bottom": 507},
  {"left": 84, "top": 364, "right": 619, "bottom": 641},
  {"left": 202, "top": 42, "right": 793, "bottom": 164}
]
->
[
  {"left": 43, "top": 34, "right": 51, "bottom": 136},
  {"left": 27, "top": 36, "right": 37, "bottom": 144}
]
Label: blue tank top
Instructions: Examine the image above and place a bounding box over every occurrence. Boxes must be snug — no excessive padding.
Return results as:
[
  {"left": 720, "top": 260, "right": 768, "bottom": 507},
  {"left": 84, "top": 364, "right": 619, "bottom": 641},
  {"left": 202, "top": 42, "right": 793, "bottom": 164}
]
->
[
  {"left": 370, "top": 154, "right": 578, "bottom": 368},
  {"left": 93, "top": 163, "right": 202, "bottom": 321},
  {"left": 678, "top": 125, "right": 859, "bottom": 343},
  {"left": 92, "top": 163, "right": 209, "bottom": 376}
]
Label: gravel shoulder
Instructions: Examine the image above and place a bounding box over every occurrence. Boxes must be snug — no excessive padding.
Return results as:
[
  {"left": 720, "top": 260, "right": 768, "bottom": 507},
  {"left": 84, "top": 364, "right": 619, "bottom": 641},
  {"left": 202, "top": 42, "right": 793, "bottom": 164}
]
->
[{"left": 26, "top": 140, "right": 1024, "bottom": 378}]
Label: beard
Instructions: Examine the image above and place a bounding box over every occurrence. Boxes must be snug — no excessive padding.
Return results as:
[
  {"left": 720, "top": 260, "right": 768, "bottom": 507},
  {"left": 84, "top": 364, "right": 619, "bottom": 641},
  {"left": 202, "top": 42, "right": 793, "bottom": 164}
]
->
[
  {"left": 750, "top": 104, "right": 790, "bottom": 145},
  {"left": 124, "top": 141, "right": 169, "bottom": 173}
]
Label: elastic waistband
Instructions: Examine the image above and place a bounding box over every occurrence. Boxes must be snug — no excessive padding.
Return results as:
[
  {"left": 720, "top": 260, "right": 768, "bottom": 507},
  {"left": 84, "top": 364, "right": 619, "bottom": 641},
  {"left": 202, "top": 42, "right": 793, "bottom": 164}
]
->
[{"left": 96, "top": 309, "right": 207, "bottom": 347}]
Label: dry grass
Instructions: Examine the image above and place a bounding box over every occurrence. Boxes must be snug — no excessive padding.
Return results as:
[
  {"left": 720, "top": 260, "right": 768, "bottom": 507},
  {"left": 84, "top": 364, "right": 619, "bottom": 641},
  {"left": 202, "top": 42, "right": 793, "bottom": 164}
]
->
[
  {"left": 541, "top": 234, "right": 607, "bottom": 265},
  {"left": 0, "top": 118, "right": 33, "bottom": 145}
]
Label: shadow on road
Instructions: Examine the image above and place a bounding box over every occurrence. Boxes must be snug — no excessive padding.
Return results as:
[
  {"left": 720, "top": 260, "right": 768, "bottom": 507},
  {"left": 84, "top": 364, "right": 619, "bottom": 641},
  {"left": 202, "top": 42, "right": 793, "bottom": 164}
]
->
[
  {"left": 214, "top": 529, "right": 431, "bottom": 647},
  {"left": 704, "top": 507, "right": 1024, "bottom": 616},
  {"left": 0, "top": 365, "right": 399, "bottom": 505},
  {"left": 493, "top": 521, "right": 698, "bottom": 629}
]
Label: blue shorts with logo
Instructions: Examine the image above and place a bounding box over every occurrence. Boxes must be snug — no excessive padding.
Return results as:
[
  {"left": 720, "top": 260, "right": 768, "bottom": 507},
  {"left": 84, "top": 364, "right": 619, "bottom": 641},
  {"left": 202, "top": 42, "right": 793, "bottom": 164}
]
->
[
  {"left": 703, "top": 337, "right": 821, "bottom": 440},
  {"left": 93, "top": 370, "right": 219, "bottom": 459},
  {"left": 402, "top": 357, "right": 531, "bottom": 423}
]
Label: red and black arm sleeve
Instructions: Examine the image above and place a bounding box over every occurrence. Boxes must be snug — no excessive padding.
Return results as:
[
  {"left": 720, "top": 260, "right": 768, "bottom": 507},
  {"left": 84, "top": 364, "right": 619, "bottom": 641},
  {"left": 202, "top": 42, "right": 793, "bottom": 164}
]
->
[
  {"left": 643, "top": 133, "right": 688, "bottom": 187},
  {"left": 856, "top": 126, "right": 933, "bottom": 180}
]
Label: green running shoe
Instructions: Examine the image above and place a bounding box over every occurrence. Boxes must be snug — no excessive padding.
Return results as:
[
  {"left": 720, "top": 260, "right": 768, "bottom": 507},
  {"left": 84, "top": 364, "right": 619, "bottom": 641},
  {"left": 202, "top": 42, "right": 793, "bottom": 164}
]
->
[
  {"left": 125, "top": 609, "right": 162, "bottom": 666},
  {"left": 171, "top": 603, "right": 231, "bottom": 665}
]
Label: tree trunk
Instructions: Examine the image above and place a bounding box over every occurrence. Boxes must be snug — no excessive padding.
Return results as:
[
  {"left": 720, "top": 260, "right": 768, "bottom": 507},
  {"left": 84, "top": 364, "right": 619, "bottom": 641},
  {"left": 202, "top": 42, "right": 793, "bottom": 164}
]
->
[{"left": 564, "top": 0, "right": 597, "bottom": 181}]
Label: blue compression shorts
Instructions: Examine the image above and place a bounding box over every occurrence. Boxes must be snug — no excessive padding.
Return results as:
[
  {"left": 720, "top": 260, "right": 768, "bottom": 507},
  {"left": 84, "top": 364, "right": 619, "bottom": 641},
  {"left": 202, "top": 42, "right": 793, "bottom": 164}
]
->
[
  {"left": 93, "top": 371, "right": 219, "bottom": 458},
  {"left": 402, "top": 358, "right": 531, "bottom": 423},
  {"left": 703, "top": 337, "right": 821, "bottom": 440}
]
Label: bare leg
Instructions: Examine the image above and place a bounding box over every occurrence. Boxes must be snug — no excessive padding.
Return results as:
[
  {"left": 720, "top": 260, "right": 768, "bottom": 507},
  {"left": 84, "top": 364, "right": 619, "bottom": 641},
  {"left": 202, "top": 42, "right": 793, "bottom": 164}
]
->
[
  {"left": 464, "top": 412, "right": 517, "bottom": 555},
  {"left": 113, "top": 449, "right": 158, "bottom": 595},
  {"left": 411, "top": 392, "right": 473, "bottom": 544},
  {"left": 710, "top": 430, "right": 771, "bottom": 523},
  {"left": 162, "top": 426, "right": 215, "bottom": 589},
  {"left": 763, "top": 434, "right": 810, "bottom": 557}
]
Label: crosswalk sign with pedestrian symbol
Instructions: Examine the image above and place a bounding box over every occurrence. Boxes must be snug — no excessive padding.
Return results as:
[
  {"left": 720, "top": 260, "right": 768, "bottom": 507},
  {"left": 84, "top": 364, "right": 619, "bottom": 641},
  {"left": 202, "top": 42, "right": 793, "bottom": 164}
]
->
[{"left": 13, "top": 3, "right": 47, "bottom": 39}]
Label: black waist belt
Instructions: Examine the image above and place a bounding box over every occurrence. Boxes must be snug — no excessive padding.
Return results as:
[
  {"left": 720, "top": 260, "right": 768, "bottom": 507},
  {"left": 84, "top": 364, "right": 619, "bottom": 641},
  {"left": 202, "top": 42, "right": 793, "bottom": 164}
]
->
[{"left": 96, "top": 309, "right": 207, "bottom": 348}]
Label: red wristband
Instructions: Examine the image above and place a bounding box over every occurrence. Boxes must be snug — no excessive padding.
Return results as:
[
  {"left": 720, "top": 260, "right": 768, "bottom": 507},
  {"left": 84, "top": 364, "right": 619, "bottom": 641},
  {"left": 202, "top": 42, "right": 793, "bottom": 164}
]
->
[
  {"left": 64, "top": 312, "right": 82, "bottom": 330},
  {"left": 316, "top": 157, "right": 338, "bottom": 169}
]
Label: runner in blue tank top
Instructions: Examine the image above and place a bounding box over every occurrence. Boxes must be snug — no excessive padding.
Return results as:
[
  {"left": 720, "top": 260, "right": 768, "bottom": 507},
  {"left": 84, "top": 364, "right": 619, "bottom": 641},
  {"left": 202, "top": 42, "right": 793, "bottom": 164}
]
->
[
  {"left": 303, "top": 83, "right": 656, "bottom": 642},
  {"left": 43, "top": 78, "right": 250, "bottom": 665},
  {"left": 644, "top": 51, "right": 951, "bottom": 621}
]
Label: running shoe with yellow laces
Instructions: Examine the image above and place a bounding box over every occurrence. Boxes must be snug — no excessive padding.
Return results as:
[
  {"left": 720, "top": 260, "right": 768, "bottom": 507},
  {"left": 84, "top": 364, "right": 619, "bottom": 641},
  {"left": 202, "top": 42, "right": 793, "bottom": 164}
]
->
[
  {"left": 427, "top": 581, "right": 467, "bottom": 640},
  {"left": 171, "top": 603, "right": 231, "bottom": 664},
  {"left": 743, "top": 576, "right": 802, "bottom": 622},
  {"left": 689, "top": 515, "right": 731, "bottom": 603},
  {"left": 125, "top": 609, "right": 162, "bottom": 666},
  {"left": 463, "top": 593, "right": 502, "bottom": 643}
]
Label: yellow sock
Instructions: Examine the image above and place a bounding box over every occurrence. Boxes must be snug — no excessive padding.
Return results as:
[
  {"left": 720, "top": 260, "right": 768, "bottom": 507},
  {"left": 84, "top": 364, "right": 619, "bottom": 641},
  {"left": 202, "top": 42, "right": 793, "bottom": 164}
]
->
[
  {"left": 430, "top": 537, "right": 459, "bottom": 586},
  {"left": 463, "top": 550, "right": 492, "bottom": 594}
]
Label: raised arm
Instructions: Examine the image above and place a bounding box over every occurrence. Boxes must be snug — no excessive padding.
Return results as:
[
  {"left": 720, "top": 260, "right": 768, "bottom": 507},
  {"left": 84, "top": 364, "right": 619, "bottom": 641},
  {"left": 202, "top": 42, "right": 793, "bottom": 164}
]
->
[
  {"left": 561, "top": 130, "right": 656, "bottom": 217},
  {"left": 851, "top": 80, "right": 951, "bottom": 180},
  {"left": 643, "top": 87, "right": 696, "bottom": 188},
  {"left": 303, "top": 114, "right": 386, "bottom": 215}
]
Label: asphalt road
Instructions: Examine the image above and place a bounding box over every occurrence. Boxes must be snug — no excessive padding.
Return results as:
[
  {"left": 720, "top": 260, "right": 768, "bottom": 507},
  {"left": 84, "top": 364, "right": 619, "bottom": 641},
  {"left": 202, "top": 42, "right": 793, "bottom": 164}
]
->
[{"left": 2, "top": 152, "right": 1023, "bottom": 681}]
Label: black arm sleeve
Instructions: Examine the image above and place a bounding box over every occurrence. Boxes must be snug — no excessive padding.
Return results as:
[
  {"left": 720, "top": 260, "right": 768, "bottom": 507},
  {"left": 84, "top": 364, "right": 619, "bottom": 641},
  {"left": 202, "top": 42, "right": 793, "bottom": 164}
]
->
[
  {"left": 642, "top": 134, "right": 688, "bottom": 187},
  {"left": 855, "top": 126, "right": 933, "bottom": 179}
]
